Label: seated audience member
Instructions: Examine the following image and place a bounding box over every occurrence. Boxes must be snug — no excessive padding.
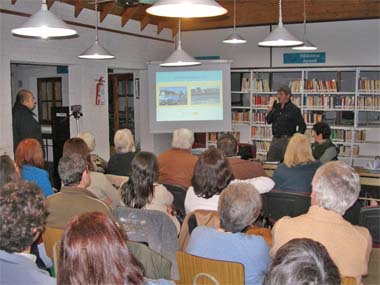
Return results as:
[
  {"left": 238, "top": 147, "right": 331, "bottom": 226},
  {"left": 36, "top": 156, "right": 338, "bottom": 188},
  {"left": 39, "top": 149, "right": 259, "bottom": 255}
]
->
[
  {"left": 107, "top": 128, "right": 136, "bottom": 177},
  {"left": 77, "top": 132, "right": 107, "bottom": 172},
  {"left": 46, "top": 153, "right": 111, "bottom": 229},
  {"left": 264, "top": 238, "right": 341, "bottom": 285},
  {"left": 63, "top": 137, "right": 122, "bottom": 207},
  {"left": 272, "top": 134, "right": 321, "bottom": 193},
  {"left": 186, "top": 183, "right": 271, "bottom": 285},
  {"left": 0, "top": 181, "right": 55, "bottom": 285},
  {"left": 271, "top": 161, "right": 372, "bottom": 280},
  {"left": 0, "top": 155, "right": 19, "bottom": 187},
  {"left": 59, "top": 212, "right": 174, "bottom": 285},
  {"left": 185, "top": 148, "right": 273, "bottom": 214},
  {"left": 121, "top": 151, "right": 180, "bottom": 233},
  {"left": 217, "top": 133, "right": 265, "bottom": 179},
  {"left": 157, "top": 128, "right": 198, "bottom": 189},
  {"left": 312, "top": 122, "right": 338, "bottom": 163},
  {"left": 15, "top": 138, "right": 54, "bottom": 197}
]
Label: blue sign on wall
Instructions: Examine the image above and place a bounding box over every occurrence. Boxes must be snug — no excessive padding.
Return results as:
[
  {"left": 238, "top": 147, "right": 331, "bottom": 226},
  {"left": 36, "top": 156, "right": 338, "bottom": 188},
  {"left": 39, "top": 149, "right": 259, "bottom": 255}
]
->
[{"left": 284, "top": 52, "right": 326, "bottom": 64}]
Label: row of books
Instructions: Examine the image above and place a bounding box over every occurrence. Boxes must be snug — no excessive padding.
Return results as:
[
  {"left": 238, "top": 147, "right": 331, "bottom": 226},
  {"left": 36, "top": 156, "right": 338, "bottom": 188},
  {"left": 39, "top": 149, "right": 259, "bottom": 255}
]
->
[
  {"left": 289, "top": 80, "right": 303, "bottom": 93},
  {"left": 254, "top": 141, "right": 271, "bottom": 152},
  {"left": 330, "top": 130, "right": 366, "bottom": 142},
  {"left": 232, "top": 111, "right": 250, "bottom": 123},
  {"left": 357, "top": 96, "right": 380, "bottom": 109},
  {"left": 252, "top": 112, "right": 266, "bottom": 124},
  {"left": 359, "top": 79, "right": 380, "bottom": 92},
  {"left": 208, "top": 132, "right": 240, "bottom": 144},
  {"left": 303, "top": 95, "right": 355, "bottom": 108},
  {"left": 252, "top": 79, "right": 270, "bottom": 92},
  {"left": 339, "top": 145, "right": 360, "bottom": 157},
  {"left": 241, "top": 77, "right": 251, "bottom": 92},
  {"left": 251, "top": 95, "right": 301, "bottom": 108},
  {"left": 303, "top": 79, "right": 338, "bottom": 92},
  {"left": 304, "top": 113, "right": 323, "bottom": 124},
  {"left": 251, "top": 126, "right": 272, "bottom": 139}
]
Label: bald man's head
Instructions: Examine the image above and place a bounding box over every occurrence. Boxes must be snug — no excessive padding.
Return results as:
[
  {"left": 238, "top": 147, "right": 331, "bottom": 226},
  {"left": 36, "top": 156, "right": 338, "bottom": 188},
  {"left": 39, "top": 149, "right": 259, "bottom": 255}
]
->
[{"left": 15, "top": 90, "right": 36, "bottom": 110}]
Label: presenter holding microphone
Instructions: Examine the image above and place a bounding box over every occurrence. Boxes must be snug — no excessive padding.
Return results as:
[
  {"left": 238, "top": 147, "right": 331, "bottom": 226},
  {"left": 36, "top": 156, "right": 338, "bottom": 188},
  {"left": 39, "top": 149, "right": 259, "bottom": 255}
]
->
[{"left": 265, "top": 86, "right": 306, "bottom": 162}]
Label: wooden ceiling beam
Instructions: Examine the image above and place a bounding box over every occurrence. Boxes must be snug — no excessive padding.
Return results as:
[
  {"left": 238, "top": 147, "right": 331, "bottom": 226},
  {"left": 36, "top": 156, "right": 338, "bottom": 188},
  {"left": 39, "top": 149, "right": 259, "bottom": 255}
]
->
[
  {"left": 74, "top": 2, "right": 85, "bottom": 18},
  {"left": 46, "top": 0, "right": 55, "bottom": 10},
  {"left": 11, "top": 0, "right": 17, "bottom": 5},
  {"left": 121, "top": 6, "right": 139, "bottom": 27},
  {"left": 100, "top": 2, "right": 116, "bottom": 23},
  {"left": 140, "top": 14, "right": 151, "bottom": 31},
  {"left": 157, "top": 21, "right": 165, "bottom": 34}
]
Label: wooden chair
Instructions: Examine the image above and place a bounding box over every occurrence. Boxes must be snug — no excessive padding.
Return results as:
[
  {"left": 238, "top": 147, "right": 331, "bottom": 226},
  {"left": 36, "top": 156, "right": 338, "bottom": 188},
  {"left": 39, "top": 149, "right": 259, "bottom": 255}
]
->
[
  {"left": 42, "top": 227, "right": 64, "bottom": 276},
  {"left": 176, "top": 251, "right": 244, "bottom": 285},
  {"left": 105, "top": 174, "right": 129, "bottom": 188},
  {"left": 341, "top": 277, "right": 357, "bottom": 285}
]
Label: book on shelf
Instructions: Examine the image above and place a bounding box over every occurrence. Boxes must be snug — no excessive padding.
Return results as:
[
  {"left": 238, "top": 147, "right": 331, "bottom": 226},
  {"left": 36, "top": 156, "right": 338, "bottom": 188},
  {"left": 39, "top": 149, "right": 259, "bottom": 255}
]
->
[
  {"left": 251, "top": 126, "right": 272, "bottom": 139},
  {"left": 256, "top": 153, "right": 267, "bottom": 161},
  {"left": 358, "top": 95, "right": 380, "bottom": 109},
  {"left": 252, "top": 79, "right": 270, "bottom": 92},
  {"left": 241, "top": 77, "right": 250, "bottom": 92},
  {"left": 252, "top": 95, "right": 276, "bottom": 107},
  {"left": 232, "top": 111, "right": 250, "bottom": 123},
  {"left": 330, "top": 129, "right": 366, "bottom": 142},
  {"left": 303, "top": 95, "right": 355, "bottom": 109},
  {"left": 359, "top": 79, "right": 380, "bottom": 92},
  {"left": 304, "top": 79, "right": 338, "bottom": 92},
  {"left": 304, "top": 113, "right": 323, "bottom": 124},
  {"left": 288, "top": 80, "right": 303, "bottom": 93},
  {"left": 252, "top": 112, "right": 266, "bottom": 124},
  {"left": 338, "top": 145, "right": 360, "bottom": 157},
  {"left": 208, "top": 131, "right": 241, "bottom": 144},
  {"left": 254, "top": 141, "right": 271, "bottom": 152}
]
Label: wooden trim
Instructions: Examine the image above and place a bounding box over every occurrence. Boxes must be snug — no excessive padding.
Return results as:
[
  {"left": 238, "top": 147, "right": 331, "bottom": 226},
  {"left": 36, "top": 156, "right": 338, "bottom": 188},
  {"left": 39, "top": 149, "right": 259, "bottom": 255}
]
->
[
  {"left": 0, "top": 8, "right": 174, "bottom": 43},
  {"left": 46, "top": 0, "right": 55, "bottom": 9},
  {"left": 140, "top": 14, "right": 150, "bottom": 31},
  {"left": 11, "top": 0, "right": 17, "bottom": 5},
  {"left": 100, "top": 2, "right": 115, "bottom": 23},
  {"left": 121, "top": 6, "right": 139, "bottom": 27},
  {"left": 37, "top": 77, "right": 62, "bottom": 124},
  {"left": 74, "top": 2, "right": 84, "bottom": 18}
]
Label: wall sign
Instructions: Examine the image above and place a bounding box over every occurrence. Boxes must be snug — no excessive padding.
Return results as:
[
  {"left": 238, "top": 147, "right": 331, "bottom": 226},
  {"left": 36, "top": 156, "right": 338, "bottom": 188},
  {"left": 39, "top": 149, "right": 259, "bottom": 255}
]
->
[{"left": 284, "top": 52, "right": 326, "bottom": 64}]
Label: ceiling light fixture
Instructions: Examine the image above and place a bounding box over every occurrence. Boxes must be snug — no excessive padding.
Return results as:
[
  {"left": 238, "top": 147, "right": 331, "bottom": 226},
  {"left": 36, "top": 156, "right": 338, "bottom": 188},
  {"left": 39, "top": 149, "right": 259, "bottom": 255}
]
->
[
  {"left": 11, "top": 0, "right": 77, "bottom": 39},
  {"left": 223, "top": 0, "right": 246, "bottom": 44},
  {"left": 78, "top": 0, "right": 115, "bottom": 59},
  {"left": 292, "top": 0, "right": 317, "bottom": 50},
  {"left": 147, "top": 0, "right": 227, "bottom": 18},
  {"left": 160, "top": 19, "right": 200, "bottom": 67},
  {"left": 258, "top": 0, "right": 303, "bottom": 47}
]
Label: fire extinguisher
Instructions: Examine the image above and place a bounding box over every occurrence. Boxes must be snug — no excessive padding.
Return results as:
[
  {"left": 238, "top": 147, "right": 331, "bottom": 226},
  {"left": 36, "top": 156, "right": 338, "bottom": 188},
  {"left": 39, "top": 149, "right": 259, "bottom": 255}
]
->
[{"left": 96, "top": 76, "right": 105, "bottom": 105}]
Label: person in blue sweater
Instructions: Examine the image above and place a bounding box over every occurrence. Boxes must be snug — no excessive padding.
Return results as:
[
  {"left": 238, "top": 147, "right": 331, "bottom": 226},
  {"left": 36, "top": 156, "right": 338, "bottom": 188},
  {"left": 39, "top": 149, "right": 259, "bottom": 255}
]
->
[
  {"left": 186, "top": 182, "right": 271, "bottom": 285},
  {"left": 272, "top": 134, "right": 321, "bottom": 194},
  {"left": 15, "top": 139, "right": 54, "bottom": 197}
]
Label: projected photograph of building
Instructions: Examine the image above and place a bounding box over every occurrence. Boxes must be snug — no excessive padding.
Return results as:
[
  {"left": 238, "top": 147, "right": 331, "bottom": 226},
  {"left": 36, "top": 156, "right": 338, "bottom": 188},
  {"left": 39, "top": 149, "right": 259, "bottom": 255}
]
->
[
  {"left": 159, "top": 86, "right": 188, "bottom": 105},
  {"left": 191, "top": 87, "right": 221, "bottom": 105}
]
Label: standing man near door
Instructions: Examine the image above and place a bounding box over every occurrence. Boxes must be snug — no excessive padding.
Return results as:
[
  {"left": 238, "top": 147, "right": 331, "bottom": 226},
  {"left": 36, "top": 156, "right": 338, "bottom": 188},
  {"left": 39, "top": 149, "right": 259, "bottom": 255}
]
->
[
  {"left": 266, "top": 86, "right": 306, "bottom": 162},
  {"left": 12, "top": 89, "right": 43, "bottom": 152}
]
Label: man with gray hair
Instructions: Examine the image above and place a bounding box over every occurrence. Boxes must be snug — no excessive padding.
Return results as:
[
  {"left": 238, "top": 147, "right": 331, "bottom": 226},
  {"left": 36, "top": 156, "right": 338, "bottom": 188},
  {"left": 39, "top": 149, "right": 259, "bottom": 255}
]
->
[
  {"left": 271, "top": 161, "right": 372, "bottom": 280},
  {"left": 157, "top": 128, "right": 198, "bottom": 189},
  {"left": 46, "top": 153, "right": 111, "bottom": 229}
]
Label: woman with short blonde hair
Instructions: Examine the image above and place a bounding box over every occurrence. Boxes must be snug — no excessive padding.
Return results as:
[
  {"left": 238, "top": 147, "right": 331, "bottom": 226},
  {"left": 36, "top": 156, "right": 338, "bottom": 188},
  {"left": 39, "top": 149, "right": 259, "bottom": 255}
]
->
[
  {"left": 107, "top": 129, "right": 137, "bottom": 176},
  {"left": 272, "top": 134, "right": 321, "bottom": 194}
]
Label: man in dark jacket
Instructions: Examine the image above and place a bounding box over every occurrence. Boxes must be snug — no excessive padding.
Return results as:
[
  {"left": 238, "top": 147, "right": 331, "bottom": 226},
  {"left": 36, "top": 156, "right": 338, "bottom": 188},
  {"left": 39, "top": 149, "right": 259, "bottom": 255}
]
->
[{"left": 12, "top": 89, "right": 42, "bottom": 152}]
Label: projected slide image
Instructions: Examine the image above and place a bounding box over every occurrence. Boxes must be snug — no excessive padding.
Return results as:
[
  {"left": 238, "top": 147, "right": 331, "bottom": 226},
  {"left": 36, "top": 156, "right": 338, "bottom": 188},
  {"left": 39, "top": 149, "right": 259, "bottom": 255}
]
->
[
  {"left": 159, "top": 86, "right": 187, "bottom": 105},
  {"left": 191, "top": 87, "right": 221, "bottom": 105}
]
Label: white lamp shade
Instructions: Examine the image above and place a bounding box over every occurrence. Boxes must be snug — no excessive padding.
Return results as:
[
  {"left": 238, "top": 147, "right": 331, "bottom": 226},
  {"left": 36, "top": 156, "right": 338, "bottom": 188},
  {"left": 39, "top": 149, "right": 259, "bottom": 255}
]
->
[
  {"left": 292, "top": 38, "right": 317, "bottom": 50},
  {"left": 160, "top": 44, "right": 200, "bottom": 67},
  {"left": 78, "top": 40, "right": 115, "bottom": 59},
  {"left": 223, "top": 31, "right": 247, "bottom": 44},
  {"left": 11, "top": 3, "right": 77, "bottom": 38},
  {"left": 258, "top": 23, "right": 303, "bottom": 47},
  {"left": 146, "top": 0, "right": 227, "bottom": 18}
]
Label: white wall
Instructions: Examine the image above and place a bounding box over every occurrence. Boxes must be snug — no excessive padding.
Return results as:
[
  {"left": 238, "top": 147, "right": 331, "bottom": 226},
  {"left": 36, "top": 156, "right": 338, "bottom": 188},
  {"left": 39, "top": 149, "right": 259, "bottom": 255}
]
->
[
  {"left": 182, "top": 19, "right": 380, "bottom": 68},
  {"left": 0, "top": 0, "right": 173, "bottom": 158}
]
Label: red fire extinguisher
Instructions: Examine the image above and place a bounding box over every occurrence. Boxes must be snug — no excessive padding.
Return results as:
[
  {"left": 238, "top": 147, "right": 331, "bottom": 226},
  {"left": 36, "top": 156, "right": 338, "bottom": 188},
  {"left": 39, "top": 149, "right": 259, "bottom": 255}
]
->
[{"left": 96, "top": 76, "right": 105, "bottom": 105}]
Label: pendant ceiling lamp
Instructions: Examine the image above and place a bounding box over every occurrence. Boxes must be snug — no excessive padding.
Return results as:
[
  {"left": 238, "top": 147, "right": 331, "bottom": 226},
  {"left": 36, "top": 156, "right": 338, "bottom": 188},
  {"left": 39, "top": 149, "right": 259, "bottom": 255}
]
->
[
  {"left": 160, "top": 19, "right": 200, "bottom": 67},
  {"left": 292, "top": 0, "right": 317, "bottom": 50},
  {"left": 258, "top": 0, "right": 303, "bottom": 47},
  {"left": 11, "top": 0, "right": 77, "bottom": 39},
  {"left": 223, "top": 0, "right": 246, "bottom": 44},
  {"left": 78, "top": 0, "right": 115, "bottom": 59},
  {"left": 146, "top": 0, "right": 227, "bottom": 18}
]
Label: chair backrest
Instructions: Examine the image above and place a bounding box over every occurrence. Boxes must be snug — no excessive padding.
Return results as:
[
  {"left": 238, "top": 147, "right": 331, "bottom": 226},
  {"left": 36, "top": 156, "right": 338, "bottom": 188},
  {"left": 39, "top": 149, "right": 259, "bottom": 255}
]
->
[
  {"left": 359, "top": 206, "right": 380, "bottom": 244},
  {"left": 343, "top": 200, "right": 361, "bottom": 225},
  {"left": 105, "top": 174, "right": 129, "bottom": 188},
  {"left": 42, "top": 227, "right": 64, "bottom": 259},
  {"left": 113, "top": 206, "right": 179, "bottom": 279},
  {"left": 163, "top": 183, "right": 187, "bottom": 217},
  {"left": 262, "top": 191, "right": 311, "bottom": 221},
  {"left": 176, "top": 251, "right": 244, "bottom": 285},
  {"left": 341, "top": 277, "right": 357, "bottom": 285}
]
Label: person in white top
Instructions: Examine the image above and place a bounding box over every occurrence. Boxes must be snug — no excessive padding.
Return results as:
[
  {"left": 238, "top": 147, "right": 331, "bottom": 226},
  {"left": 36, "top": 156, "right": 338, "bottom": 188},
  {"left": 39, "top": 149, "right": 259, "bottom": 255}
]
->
[
  {"left": 185, "top": 148, "right": 274, "bottom": 214},
  {"left": 121, "top": 151, "right": 180, "bottom": 233}
]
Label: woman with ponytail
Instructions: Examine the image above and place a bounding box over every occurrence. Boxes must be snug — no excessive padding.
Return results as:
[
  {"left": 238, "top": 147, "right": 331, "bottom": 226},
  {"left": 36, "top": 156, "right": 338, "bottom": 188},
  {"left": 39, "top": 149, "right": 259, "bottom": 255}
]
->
[{"left": 121, "top": 152, "right": 180, "bottom": 233}]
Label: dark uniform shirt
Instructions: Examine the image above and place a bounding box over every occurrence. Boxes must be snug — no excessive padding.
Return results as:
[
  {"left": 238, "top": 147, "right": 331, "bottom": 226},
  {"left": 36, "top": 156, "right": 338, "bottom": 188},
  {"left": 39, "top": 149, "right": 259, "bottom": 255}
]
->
[{"left": 266, "top": 100, "right": 306, "bottom": 137}]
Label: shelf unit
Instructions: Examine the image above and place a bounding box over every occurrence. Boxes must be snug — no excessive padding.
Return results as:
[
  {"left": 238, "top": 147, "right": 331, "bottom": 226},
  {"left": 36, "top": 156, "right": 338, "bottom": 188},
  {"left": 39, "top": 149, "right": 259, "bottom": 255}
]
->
[{"left": 209, "top": 67, "right": 380, "bottom": 166}]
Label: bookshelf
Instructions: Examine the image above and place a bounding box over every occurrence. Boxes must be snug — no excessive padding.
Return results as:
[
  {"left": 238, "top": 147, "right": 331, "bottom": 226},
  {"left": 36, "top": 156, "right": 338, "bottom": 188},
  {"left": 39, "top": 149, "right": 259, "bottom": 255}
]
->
[{"left": 218, "top": 67, "right": 380, "bottom": 166}]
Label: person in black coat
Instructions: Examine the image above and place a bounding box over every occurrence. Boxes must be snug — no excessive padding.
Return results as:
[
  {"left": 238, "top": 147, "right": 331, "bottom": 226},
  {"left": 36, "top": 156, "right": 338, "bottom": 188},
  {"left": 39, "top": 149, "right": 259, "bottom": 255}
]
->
[{"left": 12, "top": 90, "right": 43, "bottom": 152}]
